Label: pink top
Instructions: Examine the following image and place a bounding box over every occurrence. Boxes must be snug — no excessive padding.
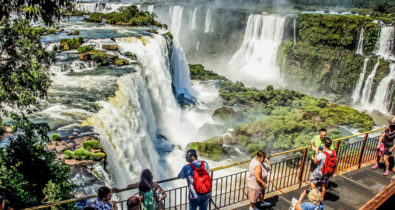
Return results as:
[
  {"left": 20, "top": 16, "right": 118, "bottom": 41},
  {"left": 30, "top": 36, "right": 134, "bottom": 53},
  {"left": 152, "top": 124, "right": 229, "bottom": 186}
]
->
[{"left": 247, "top": 157, "right": 269, "bottom": 190}]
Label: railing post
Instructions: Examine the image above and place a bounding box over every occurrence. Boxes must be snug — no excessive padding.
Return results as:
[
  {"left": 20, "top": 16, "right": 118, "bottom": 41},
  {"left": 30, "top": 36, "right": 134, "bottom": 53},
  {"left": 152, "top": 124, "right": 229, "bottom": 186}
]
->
[
  {"left": 298, "top": 148, "right": 308, "bottom": 188},
  {"left": 358, "top": 133, "right": 369, "bottom": 169},
  {"left": 335, "top": 140, "right": 341, "bottom": 154},
  {"left": 210, "top": 171, "right": 213, "bottom": 210}
]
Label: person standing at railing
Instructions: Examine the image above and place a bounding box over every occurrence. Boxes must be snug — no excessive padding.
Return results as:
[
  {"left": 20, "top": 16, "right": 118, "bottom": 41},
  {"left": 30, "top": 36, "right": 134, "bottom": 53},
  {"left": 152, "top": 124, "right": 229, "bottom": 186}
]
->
[
  {"left": 178, "top": 149, "right": 211, "bottom": 210},
  {"left": 86, "top": 186, "right": 118, "bottom": 210},
  {"left": 373, "top": 121, "right": 395, "bottom": 176},
  {"left": 139, "top": 169, "right": 166, "bottom": 210},
  {"left": 310, "top": 128, "right": 334, "bottom": 172},
  {"left": 310, "top": 138, "right": 336, "bottom": 201},
  {"left": 247, "top": 150, "right": 271, "bottom": 210}
]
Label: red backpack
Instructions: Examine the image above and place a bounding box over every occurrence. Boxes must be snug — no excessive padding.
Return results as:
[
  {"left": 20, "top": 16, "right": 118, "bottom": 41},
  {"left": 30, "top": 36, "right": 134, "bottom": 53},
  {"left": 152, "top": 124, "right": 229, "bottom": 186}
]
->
[
  {"left": 189, "top": 161, "right": 212, "bottom": 194},
  {"left": 321, "top": 151, "right": 337, "bottom": 176}
]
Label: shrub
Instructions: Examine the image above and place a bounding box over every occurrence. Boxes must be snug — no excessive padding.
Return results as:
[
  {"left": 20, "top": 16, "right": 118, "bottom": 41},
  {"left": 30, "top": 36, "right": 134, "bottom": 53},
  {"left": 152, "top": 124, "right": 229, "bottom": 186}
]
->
[
  {"left": 246, "top": 143, "right": 259, "bottom": 153},
  {"left": 85, "top": 13, "right": 104, "bottom": 23},
  {"left": 10, "top": 124, "right": 17, "bottom": 132},
  {"left": 63, "top": 150, "right": 73, "bottom": 159},
  {"left": 59, "top": 37, "right": 84, "bottom": 51},
  {"left": 50, "top": 133, "right": 61, "bottom": 141},
  {"left": 46, "top": 28, "right": 57, "bottom": 35},
  {"left": 77, "top": 46, "right": 93, "bottom": 54},
  {"left": 90, "top": 152, "right": 106, "bottom": 161},
  {"left": 83, "top": 139, "right": 101, "bottom": 150},
  {"left": 115, "top": 58, "right": 129, "bottom": 66},
  {"left": 67, "top": 30, "right": 80, "bottom": 35},
  {"left": 164, "top": 32, "right": 173, "bottom": 40},
  {"left": 124, "top": 51, "right": 137, "bottom": 59},
  {"left": 73, "top": 148, "right": 91, "bottom": 160}
]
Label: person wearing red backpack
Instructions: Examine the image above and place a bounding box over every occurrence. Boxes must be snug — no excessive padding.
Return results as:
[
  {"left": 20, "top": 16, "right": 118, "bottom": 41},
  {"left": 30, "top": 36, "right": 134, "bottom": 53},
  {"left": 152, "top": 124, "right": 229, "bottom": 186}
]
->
[
  {"left": 178, "top": 149, "right": 212, "bottom": 210},
  {"left": 310, "top": 137, "right": 336, "bottom": 201}
]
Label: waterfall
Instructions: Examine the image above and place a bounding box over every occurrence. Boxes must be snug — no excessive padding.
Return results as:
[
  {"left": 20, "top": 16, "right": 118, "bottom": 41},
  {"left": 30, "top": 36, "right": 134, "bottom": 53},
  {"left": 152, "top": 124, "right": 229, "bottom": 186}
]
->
[
  {"left": 148, "top": 5, "right": 155, "bottom": 14},
  {"left": 376, "top": 25, "right": 394, "bottom": 60},
  {"left": 356, "top": 28, "right": 364, "bottom": 55},
  {"left": 204, "top": 9, "right": 212, "bottom": 33},
  {"left": 85, "top": 72, "right": 161, "bottom": 189},
  {"left": 170, "top": 5, "right": 184, "bottom": 40},
  {"left": 171, "top": 40, "right": 196, "bottom": 105},
  {"left": 228, "top": 14, "right": 286, "bottom": 86},
  {"left": 372, "top": 63, "right": 395, "bottom": 113},
  {"left": 137, "top": 4, "right": 141, "bottom": 11},
  {"left": 293, "top": 17, "right": 296, "bottom": 48},
  {"left": 352, "top": 58, "right": 369, "bottom": 102},
  {"left": 191, "top": 7, "right": 198, "bottom": 30},
  {"left": 360, "top": 60, "right": 380, "bottom": 105}
]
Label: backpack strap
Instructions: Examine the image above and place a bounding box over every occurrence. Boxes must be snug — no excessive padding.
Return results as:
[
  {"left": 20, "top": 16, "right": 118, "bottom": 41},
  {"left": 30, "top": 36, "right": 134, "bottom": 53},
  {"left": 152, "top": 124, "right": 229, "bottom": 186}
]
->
[
  {"left": 322, "top": 150, "right": 335, "bottom": 156},
  {"left": 189, "top": 162, "right": 198, "bottom": 170},
  {"left": 200, "top": 161, "right": 204, "bottom": 169}
]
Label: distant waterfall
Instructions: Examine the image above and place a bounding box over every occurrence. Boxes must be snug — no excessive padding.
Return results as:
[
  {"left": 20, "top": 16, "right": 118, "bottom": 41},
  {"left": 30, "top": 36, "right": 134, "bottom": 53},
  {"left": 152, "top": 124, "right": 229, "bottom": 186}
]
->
[
  {"left": 376, "top": 25, "right": 394, "bottom": 60},
  {"left": 293, "top": 17, "right": 296, "bottom": 48},
  {"left": 352, "top": 58, "right": 369, "bottom": 102},
  {"left": 204, "top": 9, "right": 212, "bottom": 33},
  {"left": 147, "top": 5, "right": 155, "bottom": 14},
  {"left": 191, "top": 7, "right": 198, "bottom": 30},
  {"left": 228, "top": 14, "right": 286, "bottom": 86},
  {"left": 360, "top": 60, "right": 380, "bottom": 105},
  {"left": 356, "top": 28, "right": 364, "bottom": 55},
  {"left": 170, "top": 5, "right": 184, "bottom": 40},
  {"left": 372, "top": 63, "right": 395, "bottom": 113},
  {"left": 75, "top": 2, "right": 133, "bottom": 13}
]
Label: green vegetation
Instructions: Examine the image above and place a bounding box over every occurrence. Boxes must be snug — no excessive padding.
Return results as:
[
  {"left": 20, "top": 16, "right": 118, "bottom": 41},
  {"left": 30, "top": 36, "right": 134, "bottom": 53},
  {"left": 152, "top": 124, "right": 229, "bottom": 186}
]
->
[
  {"left": 77, "top": 45, "right": 94, "bottom": 54},
  {"left": 79, "top": 50, "right": 111, "bottom": 67},
  {"left": 124, "top": 51, "right": 137, "bottom": 59},
  {"left": 85, "top": 6, "right": 165, "bottom": 27},
  {"left": 103, "top": 44, "right": 119, "bottom": 51},
  {"left": 115, "top": 58, "right": 130, "bottom": 66},
  {"left": 164, "top": 32, "right": 173, "bottom": 40},
  {"left": 82, "top": 139, "right": 101, "bottom": 150},
  {"left": 67, "top": 30, "right": 80, "bottom": 35},
  {"left": 50, "top": 133, "right": 61, "bottom": 141},
  {"left": 189, "top": 64, "right": 227, "bottom": 81},
  {"left": 189, "top": 65, "right": 373, "bottom": 160},
  {"left": 59, "top": 37, "right": 84, "bottom": 51},
  {"left": 63, "top": 148, "right": 106, "bottom": 161}
]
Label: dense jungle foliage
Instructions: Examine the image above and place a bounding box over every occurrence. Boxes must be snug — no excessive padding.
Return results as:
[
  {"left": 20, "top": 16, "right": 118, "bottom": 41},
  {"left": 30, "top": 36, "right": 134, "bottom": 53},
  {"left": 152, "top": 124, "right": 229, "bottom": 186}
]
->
[
  {"left": 187, "top": 64, "right": 373, "bottom": 160},
  {"left": 84, "top": 5, "right": 165, "bottom": 27}
]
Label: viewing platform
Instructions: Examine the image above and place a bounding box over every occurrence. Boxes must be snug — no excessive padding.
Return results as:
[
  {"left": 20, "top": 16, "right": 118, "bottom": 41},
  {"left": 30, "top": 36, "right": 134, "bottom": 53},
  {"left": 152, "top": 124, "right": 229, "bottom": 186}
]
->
[{"left": 27, "top": 128, "right": 395, "bottom": 210}]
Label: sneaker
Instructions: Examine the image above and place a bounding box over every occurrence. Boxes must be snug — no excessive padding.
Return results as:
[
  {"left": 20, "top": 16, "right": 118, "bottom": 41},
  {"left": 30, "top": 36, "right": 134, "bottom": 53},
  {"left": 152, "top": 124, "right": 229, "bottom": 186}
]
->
[
  {"left": 372, "top": 164, "right": 379, "bottom": 170},
  {"left": 258, "top": 202, "right": 271, "bottom": 207},
  {"left": 384, "top": 170, "right": 390, "bottom": 176}
]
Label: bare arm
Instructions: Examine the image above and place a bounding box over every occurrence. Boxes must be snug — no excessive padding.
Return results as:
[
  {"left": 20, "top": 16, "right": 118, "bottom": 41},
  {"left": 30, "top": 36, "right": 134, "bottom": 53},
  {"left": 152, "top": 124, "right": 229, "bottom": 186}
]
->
[
  {"left": 295, "top": 190, "right": 308, "bottom": 210},
  {"left": 156, "top": 185, "right": 167, "bottom": 202},
  {"left": 254, "top": 165, "right": 267, "bottom": 188},
  {"left": 314, "top": 155, "right": 319, "bottom": 164},
  {"left": 311, "top": 140, "right": 316, "bottom": 152}
]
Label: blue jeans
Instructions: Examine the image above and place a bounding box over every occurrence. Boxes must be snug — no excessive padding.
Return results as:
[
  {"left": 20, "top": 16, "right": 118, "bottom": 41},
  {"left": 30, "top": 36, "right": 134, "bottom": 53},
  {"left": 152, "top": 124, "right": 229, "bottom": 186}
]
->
[{"left": 189, "top": 196, "right": 210, "bottom": 210}]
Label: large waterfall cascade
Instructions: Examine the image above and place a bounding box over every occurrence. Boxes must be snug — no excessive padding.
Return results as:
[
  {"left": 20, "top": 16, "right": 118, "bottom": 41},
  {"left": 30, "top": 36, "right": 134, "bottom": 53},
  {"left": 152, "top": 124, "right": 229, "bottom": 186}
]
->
[
  {"left": 191, "top": 7, "right": 198, "bottom": 30},
  {"left": 352, "top": 58, "right": 370, "bottom": 102},
  {"left": 228, "top": 14, "right": 286, "bottom": 87},
  {"left": 360, "top": 60, "right": 380, "bottom": 105},
  {"left": 372, "top": 63, "right": 395, "bottom": 113},
  {"left": 204, "top": 9, "right": 212, "bottom": 33},
  {"left": 147, "top": 5, "right": 155, "bottom": 14},
  {"left": 356, "top": 28, "right": 364, "bottom": 55}
]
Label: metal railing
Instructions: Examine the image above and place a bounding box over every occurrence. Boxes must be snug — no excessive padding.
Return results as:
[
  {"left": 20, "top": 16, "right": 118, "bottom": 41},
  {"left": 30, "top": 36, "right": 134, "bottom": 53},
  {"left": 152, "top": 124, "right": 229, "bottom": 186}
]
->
[{"left": 26, "top": 127, "right": 385, "bottom": 210}]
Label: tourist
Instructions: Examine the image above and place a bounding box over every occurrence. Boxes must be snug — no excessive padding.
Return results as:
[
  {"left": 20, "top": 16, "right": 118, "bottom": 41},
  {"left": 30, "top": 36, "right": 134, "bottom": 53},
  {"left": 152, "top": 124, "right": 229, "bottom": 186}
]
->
[
  {"left": 127, "top": 195, "right": 142, "bottom": 210},
  {"left": 86, "top": 186, "right": 118, "bottom": 210},
  {"left": 247, "top": 150, "right": 271, "bottom": 210},
  {"left": 178, "top": 149, "right": 211, "bottom": 210},
  {"left": 310, "top": 137, "right": 336, "bottom": 201},
  {"left": 373, "top": 121, "right": 395, "bottom": 176},
  {"left": 139, "top": 169, "right": 166, "bottom": 210},
  {"left": 310, "top": 128, "right": 334, "bottom": 172},
  {"left": 294, "top": 189, "right": 325, "bottom": 210}
]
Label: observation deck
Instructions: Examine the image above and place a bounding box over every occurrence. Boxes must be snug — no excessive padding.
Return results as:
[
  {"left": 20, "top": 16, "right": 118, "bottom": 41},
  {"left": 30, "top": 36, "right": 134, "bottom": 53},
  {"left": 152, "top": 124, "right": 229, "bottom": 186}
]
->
[{"left": 27, "top": 128, "right": 395, "bottom": 210}]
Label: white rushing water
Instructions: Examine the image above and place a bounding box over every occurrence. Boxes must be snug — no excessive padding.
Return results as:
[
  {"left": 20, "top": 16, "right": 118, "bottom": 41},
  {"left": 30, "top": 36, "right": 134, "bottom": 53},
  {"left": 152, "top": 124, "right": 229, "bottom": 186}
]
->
[
  {"left": 191, "top": 7, "right": 198, "bottom": 30},
  {"left": 75, "top": 2, "right": 133, "bottom": 13},
  {"left": 228, "top": 14, "right": 286, "bottom": 87},
  {"left": 170, "top": 5, "right": 184, "bottom": 40},
  {"left": 147, "top": 5, "right": 155, "bottom": 14},
  {"left": 204, "top": 9, "right": 212, "bottom": 33},
  {"left": 293, "top": 17, "right": 296, "bottom": 48},
  {"left": 356, "top": 28, "right": 364, "bottom": 55},
  {"left": 360, "top": 60, "right": 380, "bottom": 105},
  {"left": 372, "top": 63, "right": 395, "bottom": 113},
  {"left": 352, "top": 58, "right": 369, "bottom": 102},
  {"left": 376, "top": 25, "right": 394, "bottom": 60}
]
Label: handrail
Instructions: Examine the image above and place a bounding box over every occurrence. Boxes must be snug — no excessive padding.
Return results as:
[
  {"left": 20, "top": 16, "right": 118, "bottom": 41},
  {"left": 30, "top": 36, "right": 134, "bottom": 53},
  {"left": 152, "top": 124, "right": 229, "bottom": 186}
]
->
[{"left": 25, "top": 127, "right": 385, "bottom": 209}]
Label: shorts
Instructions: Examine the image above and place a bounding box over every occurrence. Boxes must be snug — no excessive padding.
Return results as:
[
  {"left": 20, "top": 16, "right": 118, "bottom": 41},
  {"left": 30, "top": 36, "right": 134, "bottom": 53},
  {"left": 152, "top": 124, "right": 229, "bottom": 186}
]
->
[
  {"left": 310, "top": 171, "right": 330, "bottom": 186},
  {"left": 247, "top": 187, "right": 264, "bottom": 203},
  {"left": 384, "top": 146, "right": 393, "bottom": 156}
]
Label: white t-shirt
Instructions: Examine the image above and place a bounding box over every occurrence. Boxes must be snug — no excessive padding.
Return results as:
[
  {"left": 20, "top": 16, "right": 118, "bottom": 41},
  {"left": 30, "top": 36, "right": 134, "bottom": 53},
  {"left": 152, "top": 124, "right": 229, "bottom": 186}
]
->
[{"left": 314, "top": 150, "right": 333, "bottom": 175}]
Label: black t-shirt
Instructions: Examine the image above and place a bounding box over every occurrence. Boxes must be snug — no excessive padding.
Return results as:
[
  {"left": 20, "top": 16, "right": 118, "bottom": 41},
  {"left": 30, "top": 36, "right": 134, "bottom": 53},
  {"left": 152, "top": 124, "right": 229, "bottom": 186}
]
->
[{"left": 383, "top": 129, "right": 395, "bottom": 148}]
